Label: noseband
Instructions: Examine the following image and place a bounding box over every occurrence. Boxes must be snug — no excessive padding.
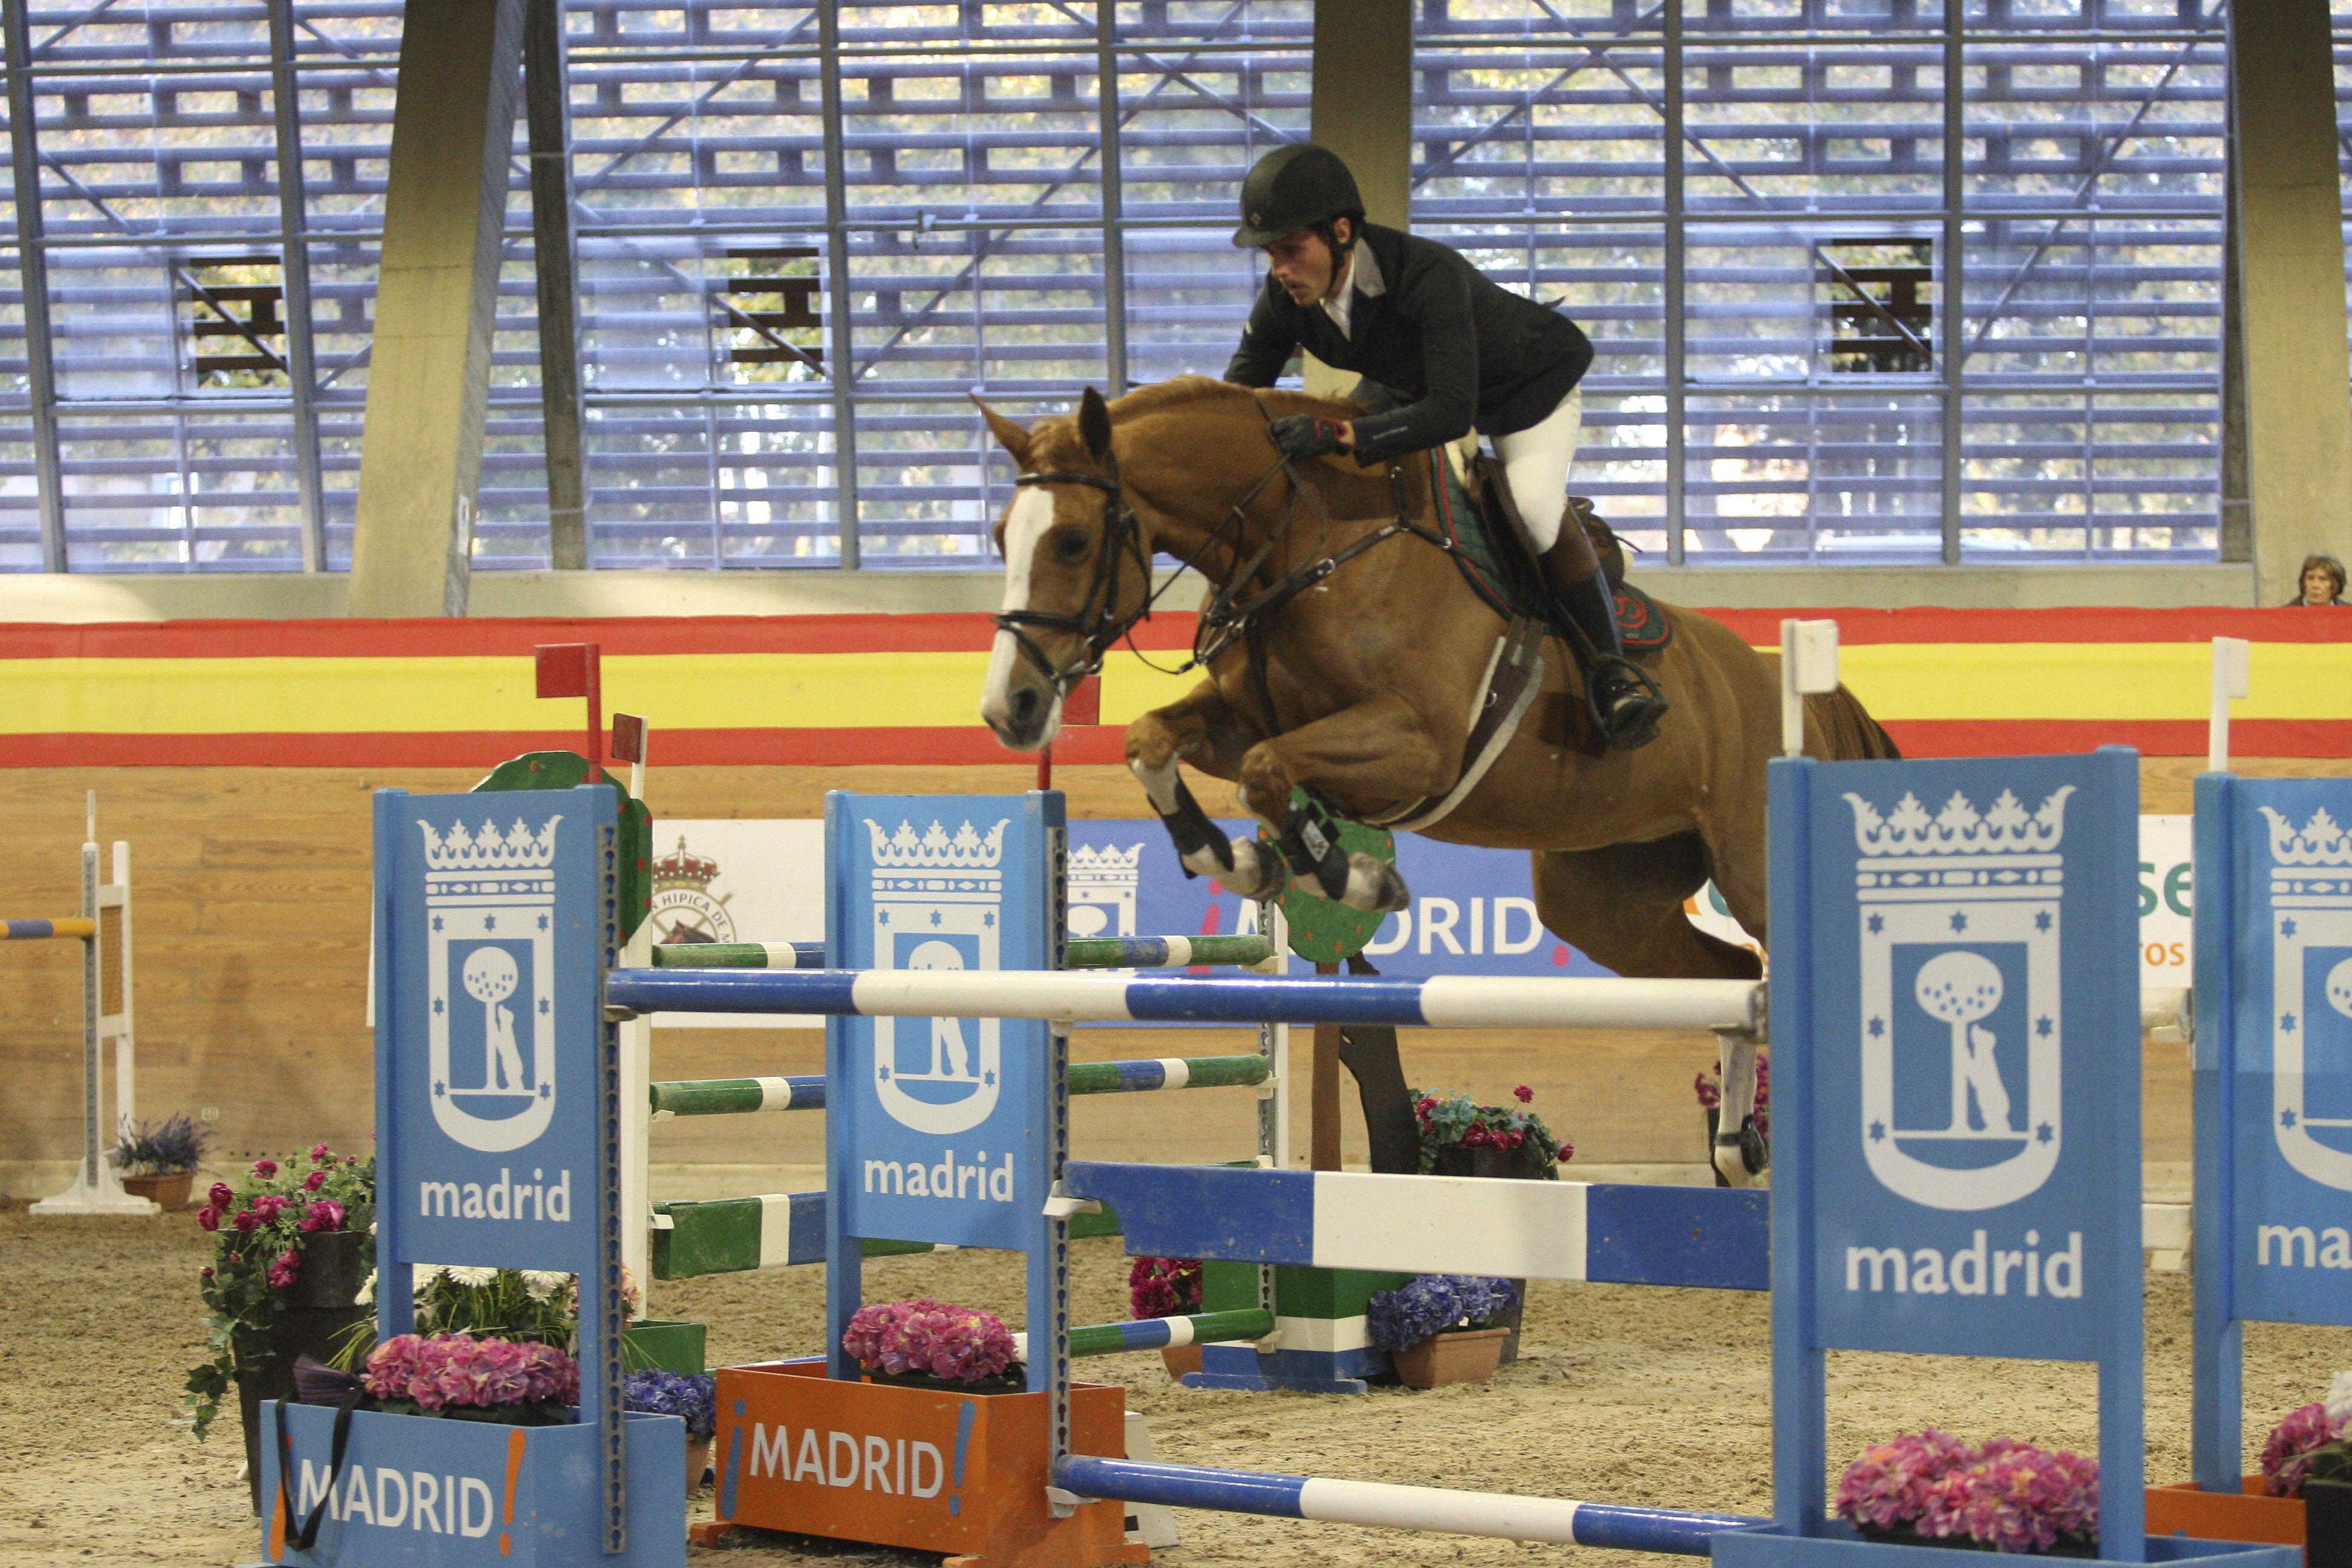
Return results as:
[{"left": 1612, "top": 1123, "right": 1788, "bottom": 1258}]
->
[{"left": 993, "top": 450, "right": 1156, "bottom": 697}]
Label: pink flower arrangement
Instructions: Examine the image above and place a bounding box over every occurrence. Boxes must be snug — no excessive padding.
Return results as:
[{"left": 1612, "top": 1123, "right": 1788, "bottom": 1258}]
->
[
  {"left": 364, "top": 1333, "right": 578, "bottom": 1417},
  {"left": 1129, "top": 1257, "right": 1203, "bottom": 1321},
  {"left": 2261, "top": 1403, "right": 2351, "bottom": 1497},
  {"left": 298, "top": 1198, "right": 345, "bottom": 1232},
  {"left": 841, "top": 1299, "right": 1019, "bottom": 1385},
  {"left": 268, "top": 1248, "right": 302, "bottom": 1289},
  {"left": 1837, "top": 1431, "right": 2097, "bottom": 1554},
  {"left": 252, "top": 1158, "right": 278, "bottom": 1178}
]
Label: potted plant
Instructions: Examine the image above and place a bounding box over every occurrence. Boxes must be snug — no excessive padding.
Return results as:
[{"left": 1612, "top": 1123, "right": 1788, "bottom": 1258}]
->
[
  {"left": 1411, "top": 1084, "right": 1573, "bottom": 1180},
  {"left": 1129, "top": 1256, "right": 1205, "bottom": 1380},
  {"left": 2148, "top": 1370, "right": 2352, "bottom": 1554},
  {"left": 1694, "top": 1053, "right": 1771, "bottom": 1186},
  {"left": 626, "top": 1369, "right": 718, "bottom": 1494},
  {"left": 112, "top": 1113, "right": 206, "bottom": 1209},
  {"left": 1837, "top": 1429, "right": 2100, "bottom": 1555},
  {"left": 841, "top": 1298, "right": 1024, "bottom": 1393},
  {"left": 1365, "top": 1274, "right": 1518, "bottom": 1390},
  {"left": 183, "top": 1143, "right": 375, "bottom": 1509}
]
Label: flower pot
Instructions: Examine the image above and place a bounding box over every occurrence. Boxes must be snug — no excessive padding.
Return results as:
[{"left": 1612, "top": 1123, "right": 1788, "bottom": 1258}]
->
[
  {"left": 257, "top": 1400, "right": 685, "bottom": 1567},
  {"left": 1857, "top": 1524, "right": 2097, "bottom": 1557},
  {"left": 686, "top": 1435, "right": 712, "bottom": 1496},
  {"left": 866, "top": 1364, "right": 1030, "bottom": 1396},
  {"left": 625, "top": 1318, "right": 707, "bottom": 1375},
  {"left": 2146, "top": 1479, "right": 2307, "bottom": 1557},
  {"left": 708, "top": 1358, "right": 1144, "bottom": 1567},
  {"left": 122, "top": 1170, "right": 193, "bottom": 1210},
  {"left": 1391, "top": 1325, "right": 1507, "bottom": 1390},
  {"left": 2310, "top": 1478, "right": 2352, "bottom": 1568},
  {"left": 287, "top": 1229, "right": 369, "bottom": 1309},
  {"left": 1160, "top": 1344, "right": 1204, "bottom": 1381},
  {"left": 235, "top": 1302, "right": 370, "bottom": 1512}
]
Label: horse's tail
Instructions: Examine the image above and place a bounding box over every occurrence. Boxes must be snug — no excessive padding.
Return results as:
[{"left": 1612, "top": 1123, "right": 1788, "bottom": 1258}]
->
[{"left": 1807, "top": 684, "right": 1903, "bottom": 760}]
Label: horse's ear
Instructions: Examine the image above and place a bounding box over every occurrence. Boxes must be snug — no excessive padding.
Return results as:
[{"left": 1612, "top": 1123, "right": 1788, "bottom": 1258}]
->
[
  {"left": 971, "top": 397, "right": 1034, "bottom": 468},
  {"left": 1077, "top": 386, "right": 1113, "bottom": 460}
]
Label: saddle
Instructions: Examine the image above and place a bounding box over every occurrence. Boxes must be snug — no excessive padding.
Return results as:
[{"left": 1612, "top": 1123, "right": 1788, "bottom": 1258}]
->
[{"left": 1428, "top": 451, "right": 1671, "bottom": 655}]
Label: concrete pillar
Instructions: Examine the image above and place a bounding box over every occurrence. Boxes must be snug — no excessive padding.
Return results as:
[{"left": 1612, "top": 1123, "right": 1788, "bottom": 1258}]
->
[
  {"left": 346, "top": 0, "right": 527, "bottom": 617},
  {"left": 2229, "top": 0, "right": 2352, "bottom": 605},
  {"left": 1310, "top": 0, "right": 1412, "bottom": 229},
  {"left": 1303, "top": 0, "right": 1412, "bottom": 400}
]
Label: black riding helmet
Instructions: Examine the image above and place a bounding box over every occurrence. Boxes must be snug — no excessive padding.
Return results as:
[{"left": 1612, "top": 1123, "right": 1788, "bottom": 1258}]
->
[{"left": 1230, "top": 143, "right": 1365, "bottom": 248}]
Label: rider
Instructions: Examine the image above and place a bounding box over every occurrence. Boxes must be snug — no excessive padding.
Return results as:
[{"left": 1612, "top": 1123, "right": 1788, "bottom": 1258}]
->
[{"left": 1222, "top": 142, "right": 1668, "bottom": 750}]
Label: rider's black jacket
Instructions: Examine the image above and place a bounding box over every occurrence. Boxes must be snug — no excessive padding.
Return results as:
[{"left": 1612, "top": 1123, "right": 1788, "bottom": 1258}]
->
[{"left": 1222, "top": 221, "right": 1594, "bottom": 467}]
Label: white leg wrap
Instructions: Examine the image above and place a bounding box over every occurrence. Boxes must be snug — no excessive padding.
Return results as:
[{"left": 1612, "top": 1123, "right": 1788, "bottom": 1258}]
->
[{"left": 1129, "top": 754, "right": 1183, "bottom": 815}]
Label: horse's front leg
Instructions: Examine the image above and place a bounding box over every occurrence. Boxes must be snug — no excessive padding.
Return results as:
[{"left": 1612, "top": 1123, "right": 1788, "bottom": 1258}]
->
[
  {"left": 1237, "top": 694, "right": 1455, "bottom": 913},
  {"left": 1125, "top": 679, "right": 1291, "bottom": 901}
]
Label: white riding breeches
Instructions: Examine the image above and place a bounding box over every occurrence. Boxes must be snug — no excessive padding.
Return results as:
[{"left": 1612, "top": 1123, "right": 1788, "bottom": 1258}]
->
[{"left": 1492, "top": 388, "right": 1583, "bottom": 552}]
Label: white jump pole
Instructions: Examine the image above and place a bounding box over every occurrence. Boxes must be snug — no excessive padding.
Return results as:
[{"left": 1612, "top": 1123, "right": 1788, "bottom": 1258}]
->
[
  {"left": 32, "top": 794, "right": 153, "bottom": 1216},
  {"left": 2207, "top": 635, "right": 2249, "bottom": 775}
]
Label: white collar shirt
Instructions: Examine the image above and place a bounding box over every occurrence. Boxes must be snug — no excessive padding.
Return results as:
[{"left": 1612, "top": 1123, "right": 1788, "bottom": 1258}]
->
[{"left": 1319, "top": 237, "right": 1385, "bottom": 339}]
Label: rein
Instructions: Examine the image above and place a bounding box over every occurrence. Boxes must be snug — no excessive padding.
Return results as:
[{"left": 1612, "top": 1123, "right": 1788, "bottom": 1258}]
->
[{"left": 991, "top": 405, "right": 1457, "bottom": 701}]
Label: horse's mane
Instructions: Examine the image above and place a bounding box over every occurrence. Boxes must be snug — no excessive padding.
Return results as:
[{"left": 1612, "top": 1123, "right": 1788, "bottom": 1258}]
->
[{"left": 1026, "top": 376, "right": 1354, "bottom": 467}]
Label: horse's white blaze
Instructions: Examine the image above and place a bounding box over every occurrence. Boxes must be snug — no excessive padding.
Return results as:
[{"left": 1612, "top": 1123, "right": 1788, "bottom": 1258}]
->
[{"left": 980, "top": 487, "right": 1061, "bottom": 743}]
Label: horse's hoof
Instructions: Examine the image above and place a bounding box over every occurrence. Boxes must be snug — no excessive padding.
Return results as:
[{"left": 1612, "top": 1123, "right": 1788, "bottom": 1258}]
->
[
  {"left": 1224, "top": 838, "right": 1288, "bottom": 901},
  {"left": 1342, "top": 852, "right": 1410, "bottom": 913},
  {"left": 1713, "top": 1119, "right": 1769, "bottom": 1187}
]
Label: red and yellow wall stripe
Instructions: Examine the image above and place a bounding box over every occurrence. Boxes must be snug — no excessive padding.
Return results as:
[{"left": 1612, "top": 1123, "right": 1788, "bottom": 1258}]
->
[{"left": 0, "top": 607, "right": 2340, "bottom": 767}]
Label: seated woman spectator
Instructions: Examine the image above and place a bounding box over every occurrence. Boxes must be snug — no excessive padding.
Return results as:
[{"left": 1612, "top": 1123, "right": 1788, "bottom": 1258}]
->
[{"left": 2291, "top": 553, "right": 2347, "bottom": 606}]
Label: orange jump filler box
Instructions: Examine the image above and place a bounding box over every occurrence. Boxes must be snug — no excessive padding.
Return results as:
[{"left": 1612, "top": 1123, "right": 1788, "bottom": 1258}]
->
[{"left": 705, "top": 1360, "right": 1146, "bottom": 1568}]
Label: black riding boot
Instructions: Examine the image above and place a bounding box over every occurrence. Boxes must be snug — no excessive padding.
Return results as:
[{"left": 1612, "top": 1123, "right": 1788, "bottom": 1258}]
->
[{"left": 1539, "top": 543, "right": 1669, "bottom": 750}]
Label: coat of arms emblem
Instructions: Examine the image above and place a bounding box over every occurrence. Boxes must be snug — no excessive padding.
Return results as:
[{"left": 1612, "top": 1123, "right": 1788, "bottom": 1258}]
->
[
  {"left": 420, "top": 815, "right": 560, "bottom": 1153},
  {"left": 867, "top": 817, "right": 1009, "bottom": 1136},
  {"left": 1848, "top": 785, "right": 2071, "bottom": 1210},
  {"left": 2261, "top": 806, "right": 2352, "bottom": 1192}
]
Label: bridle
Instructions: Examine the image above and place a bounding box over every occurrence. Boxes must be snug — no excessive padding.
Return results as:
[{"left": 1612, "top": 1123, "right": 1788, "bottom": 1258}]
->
[
  {"left": 993, "top": 411, "right": 1453, "bottom": 700},
  {"left": 993, "top": 448, "right": 1158, "bottom": 699}
]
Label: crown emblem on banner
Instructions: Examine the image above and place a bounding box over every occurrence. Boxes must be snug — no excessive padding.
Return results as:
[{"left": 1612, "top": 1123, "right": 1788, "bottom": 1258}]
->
[
  {"left": 2260, "top": 806, "right": 2352, "bottom": 867},
  {"left": 1843, "top": 786, "right": 2073, "bottom": 857},
  {"left": 1068, "top": 842, "right": 1143, "bottom": 887},
  {"left": 419, "top": 817, "right": 563, "bottom": 872},
  {"left": 867, "top": 818, "right": 1008, "bottom": 869},
  {"left": 651, "top": 836, "right": 719, "bottom": 892}
]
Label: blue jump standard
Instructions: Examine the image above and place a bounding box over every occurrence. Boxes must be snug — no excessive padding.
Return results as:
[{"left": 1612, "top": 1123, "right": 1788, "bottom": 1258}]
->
[{"left": 1054, "top": 1457, "right": 1766, "bottom": 1553}]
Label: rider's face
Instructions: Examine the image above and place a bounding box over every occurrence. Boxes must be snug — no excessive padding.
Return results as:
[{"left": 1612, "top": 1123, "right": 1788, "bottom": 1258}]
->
[{"left": 1263, "top": 223, "right": 1348, "bottom": 306}]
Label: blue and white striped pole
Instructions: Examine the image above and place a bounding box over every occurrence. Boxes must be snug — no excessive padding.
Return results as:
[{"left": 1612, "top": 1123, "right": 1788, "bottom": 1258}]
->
[
  {"left": 605, "top": 967, "right": 1765, "bottom": 1033},
  {"left": 1053, "top": 1457, "right": 1765, "bottom": 1553}
]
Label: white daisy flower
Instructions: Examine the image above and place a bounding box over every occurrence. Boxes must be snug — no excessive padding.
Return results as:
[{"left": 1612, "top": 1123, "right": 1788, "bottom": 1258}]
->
[
  {"left": 354, "top": 1269, "right": 376, "bottom": 1307},
  {"left": 520, "top": 1270, "right": 569, "bottom": 1302},
  {"left": 410, "top": 1264, "right": 446, "bottom": 1293},
  {"left": 2325, "top": 1370, "right": 2352, "bottom": 1425},
  {"left": 444, "top": 1266, "right": 498, "bottom": 1289}
]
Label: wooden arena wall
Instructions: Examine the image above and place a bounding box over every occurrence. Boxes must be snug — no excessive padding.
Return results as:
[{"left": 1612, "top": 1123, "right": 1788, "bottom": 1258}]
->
[{"left": 0, "top": 608, "right": 2344, "bottom": 1197}]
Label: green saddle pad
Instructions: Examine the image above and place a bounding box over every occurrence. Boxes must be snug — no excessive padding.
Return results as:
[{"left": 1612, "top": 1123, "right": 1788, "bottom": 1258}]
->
[{"left": 1425, "top": 451, "right": 1671, "bottom": 653}]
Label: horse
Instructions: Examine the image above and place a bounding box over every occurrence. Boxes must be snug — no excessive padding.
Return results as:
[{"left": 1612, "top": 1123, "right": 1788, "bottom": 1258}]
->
[{"left": 974, "top": 376, "right": 1899, "bottom": 1181}]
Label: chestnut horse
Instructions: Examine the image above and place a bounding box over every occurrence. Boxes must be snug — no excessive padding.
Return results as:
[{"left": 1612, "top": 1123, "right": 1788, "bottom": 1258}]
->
[{"left": 976, "top": 378, "right": 1898, "bottom": 1177}]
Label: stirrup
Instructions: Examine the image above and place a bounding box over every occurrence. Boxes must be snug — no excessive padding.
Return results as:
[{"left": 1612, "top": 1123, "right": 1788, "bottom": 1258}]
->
[{"left": 1588, "top": 654, "right": 1668, "bottom": 750}]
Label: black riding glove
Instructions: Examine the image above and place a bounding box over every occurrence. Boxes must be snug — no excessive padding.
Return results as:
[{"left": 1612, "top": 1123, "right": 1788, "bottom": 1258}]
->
[{"left": 1267, "top": 414, "right": 1348, "bottom": 462}]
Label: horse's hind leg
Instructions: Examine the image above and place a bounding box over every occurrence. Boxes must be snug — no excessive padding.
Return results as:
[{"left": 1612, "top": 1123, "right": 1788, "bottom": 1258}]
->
[
  {"left": 1533, "top": 836, "right": 1768, "bottom": 1185},
  {"left": 1530, "top": 835, "right": 1761, "bottom": 982}
]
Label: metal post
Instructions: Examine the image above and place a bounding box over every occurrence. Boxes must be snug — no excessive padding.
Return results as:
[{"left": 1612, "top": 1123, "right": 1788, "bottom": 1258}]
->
[
  {"left": 3, "top": 0, "right": 66, "bottom": 572},
  {"left": 525, "top": 0, "right": 590, "bottom": 570},
  {"left": 1662, "top": 6, "right": 1685, "bottom": 564},
  {"left": 817, "top": 1, "right": 860, "bottom": 568},
  {"left": 267, "top": 0, "right": 327, "bottom": 570},
  {"left": 1939, "top": 4, "right": 1964, "bottom": 565},
  {"left": 1094, "top": 1, "right": 1127, "bottom": 393}
]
